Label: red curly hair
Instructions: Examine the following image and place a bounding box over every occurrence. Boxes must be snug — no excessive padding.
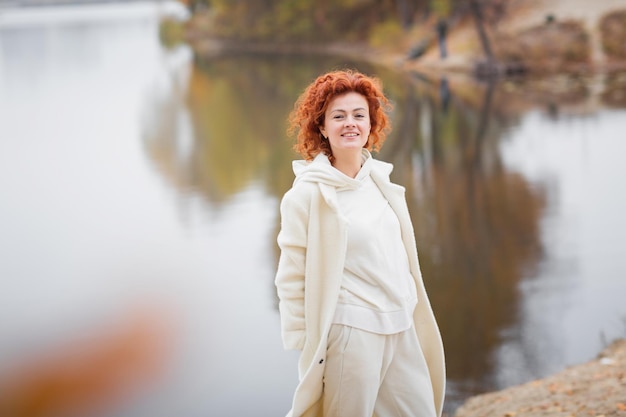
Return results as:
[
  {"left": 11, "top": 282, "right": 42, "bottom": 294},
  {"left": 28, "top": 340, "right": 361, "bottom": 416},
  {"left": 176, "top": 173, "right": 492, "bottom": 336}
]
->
[{"left": 288, "top": 69, "right": 392, "bottom": 161}]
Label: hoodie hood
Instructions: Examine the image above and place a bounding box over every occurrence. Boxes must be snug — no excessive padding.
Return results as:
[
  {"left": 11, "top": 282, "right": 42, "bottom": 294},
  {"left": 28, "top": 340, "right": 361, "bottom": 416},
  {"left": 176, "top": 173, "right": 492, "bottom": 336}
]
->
[{"left": 292, "top": 149, "right": 374, "bottom": 191}]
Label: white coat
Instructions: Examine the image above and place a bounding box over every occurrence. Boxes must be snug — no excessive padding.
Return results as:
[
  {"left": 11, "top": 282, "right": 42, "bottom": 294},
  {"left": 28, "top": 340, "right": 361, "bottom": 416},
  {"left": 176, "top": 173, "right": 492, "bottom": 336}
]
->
[{"left": 275, "top": 152, "right": 445, "bottom": 417}]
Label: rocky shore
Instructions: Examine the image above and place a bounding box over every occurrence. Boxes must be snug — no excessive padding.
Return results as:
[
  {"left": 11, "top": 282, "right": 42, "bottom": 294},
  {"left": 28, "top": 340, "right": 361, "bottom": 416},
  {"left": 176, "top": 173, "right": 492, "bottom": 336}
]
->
[{"left": 454, "top": 339, "right": 626, "bottom": 417}]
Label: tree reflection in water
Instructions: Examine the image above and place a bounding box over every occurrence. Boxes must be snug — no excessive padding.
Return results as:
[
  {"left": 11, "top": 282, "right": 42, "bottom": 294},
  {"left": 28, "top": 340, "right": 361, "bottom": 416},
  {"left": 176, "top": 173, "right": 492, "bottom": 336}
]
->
[{"left": 388, "top": 77, "right": 546, "bottom": 408}]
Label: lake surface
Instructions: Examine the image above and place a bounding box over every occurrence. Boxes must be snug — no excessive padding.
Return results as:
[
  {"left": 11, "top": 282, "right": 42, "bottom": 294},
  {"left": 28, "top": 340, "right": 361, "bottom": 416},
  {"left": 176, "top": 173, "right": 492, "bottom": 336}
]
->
[{"left": 1, "top": 3, "right": 625, "bottom": 416}]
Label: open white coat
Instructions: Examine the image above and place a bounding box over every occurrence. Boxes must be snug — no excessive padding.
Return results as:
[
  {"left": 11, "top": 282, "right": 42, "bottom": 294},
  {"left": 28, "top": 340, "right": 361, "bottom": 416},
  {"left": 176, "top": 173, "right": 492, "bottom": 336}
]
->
[{"left": 275, "top": 153, "right": 445, "bottom": 417}]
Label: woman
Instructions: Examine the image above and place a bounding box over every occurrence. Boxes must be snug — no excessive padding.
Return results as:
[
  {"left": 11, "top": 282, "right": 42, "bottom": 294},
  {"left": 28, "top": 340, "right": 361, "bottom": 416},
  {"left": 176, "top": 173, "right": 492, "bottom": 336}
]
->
[{"left": 275, "top": 69, "right": 445, "bottom": 417}]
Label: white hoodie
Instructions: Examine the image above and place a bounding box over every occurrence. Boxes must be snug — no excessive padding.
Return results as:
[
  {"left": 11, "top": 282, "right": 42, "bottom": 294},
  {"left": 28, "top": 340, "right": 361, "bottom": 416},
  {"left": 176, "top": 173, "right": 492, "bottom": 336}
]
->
[{"left": 293, "top": 150, "right": 417, "bottom": 334}]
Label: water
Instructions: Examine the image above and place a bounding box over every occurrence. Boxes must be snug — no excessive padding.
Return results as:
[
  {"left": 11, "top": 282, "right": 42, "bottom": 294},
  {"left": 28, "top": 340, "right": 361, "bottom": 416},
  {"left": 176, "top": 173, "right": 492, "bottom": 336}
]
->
[{"left": 1, "top": 3, "right": 625, "bottom": 416}]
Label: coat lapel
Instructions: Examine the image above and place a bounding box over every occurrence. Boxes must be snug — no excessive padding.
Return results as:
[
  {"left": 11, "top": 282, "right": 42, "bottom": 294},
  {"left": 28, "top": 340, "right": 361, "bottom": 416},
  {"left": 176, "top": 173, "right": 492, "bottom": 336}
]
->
[{"left": 370, "top": 167, "right": 421, "bottom": 276}]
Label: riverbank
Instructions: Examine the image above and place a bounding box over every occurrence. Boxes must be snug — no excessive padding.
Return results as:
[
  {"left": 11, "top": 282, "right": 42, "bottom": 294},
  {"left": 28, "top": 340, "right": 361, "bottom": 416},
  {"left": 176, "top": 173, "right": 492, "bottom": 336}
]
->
[
  {"left": 172, "top": 0, "right": 626, "bottom": 78},
  {"left": 453, "top": 338, "right": 626, "bottom": 417}
]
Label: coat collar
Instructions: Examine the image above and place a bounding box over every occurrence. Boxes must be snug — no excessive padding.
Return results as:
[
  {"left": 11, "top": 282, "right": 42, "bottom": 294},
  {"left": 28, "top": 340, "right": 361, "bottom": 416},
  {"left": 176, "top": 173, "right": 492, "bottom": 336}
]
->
[{"left": 316, "top": 156, "right": 407, "bottom": 216}]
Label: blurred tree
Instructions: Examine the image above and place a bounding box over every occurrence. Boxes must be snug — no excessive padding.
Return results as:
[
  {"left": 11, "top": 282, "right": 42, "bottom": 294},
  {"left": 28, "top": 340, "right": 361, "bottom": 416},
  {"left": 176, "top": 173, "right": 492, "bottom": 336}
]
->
[
  {"left": 182, "top": 0, "right": 398, "bottom": 42},
  {"left": 470, "top": 0, "right": 494, "bottom": 61}
]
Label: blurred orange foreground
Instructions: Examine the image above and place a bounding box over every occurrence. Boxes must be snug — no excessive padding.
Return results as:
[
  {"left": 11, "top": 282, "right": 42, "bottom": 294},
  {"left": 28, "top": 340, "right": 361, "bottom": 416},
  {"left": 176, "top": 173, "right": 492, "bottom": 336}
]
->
[{"left": 0, "top": 306, "right": 175, "bottom": 417}]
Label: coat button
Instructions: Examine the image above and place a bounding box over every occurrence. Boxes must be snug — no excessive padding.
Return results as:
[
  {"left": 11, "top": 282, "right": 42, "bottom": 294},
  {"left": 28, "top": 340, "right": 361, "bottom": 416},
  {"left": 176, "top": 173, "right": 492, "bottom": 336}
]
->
[{"left": 319, "top": 359, "right": 324, "bottom": 364}]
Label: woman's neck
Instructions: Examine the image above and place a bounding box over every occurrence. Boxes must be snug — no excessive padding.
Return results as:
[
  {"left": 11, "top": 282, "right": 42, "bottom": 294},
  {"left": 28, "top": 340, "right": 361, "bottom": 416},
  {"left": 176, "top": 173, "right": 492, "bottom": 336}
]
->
[{"left": 332, "top": 151, "right": 362, "bottom": 178}]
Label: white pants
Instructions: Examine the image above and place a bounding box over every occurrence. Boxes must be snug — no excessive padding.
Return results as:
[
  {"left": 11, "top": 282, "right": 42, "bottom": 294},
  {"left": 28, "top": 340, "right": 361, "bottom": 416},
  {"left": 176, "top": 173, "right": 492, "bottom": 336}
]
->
[{"left": 322, "top": 324, "right": 436, "bottom": 417}]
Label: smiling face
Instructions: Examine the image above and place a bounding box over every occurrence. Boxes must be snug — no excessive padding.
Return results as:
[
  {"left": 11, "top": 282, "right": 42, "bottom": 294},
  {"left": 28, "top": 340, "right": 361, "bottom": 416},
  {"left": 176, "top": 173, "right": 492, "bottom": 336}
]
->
[{"left": 319, "top": 92, "right": 371, "bottom": 157}]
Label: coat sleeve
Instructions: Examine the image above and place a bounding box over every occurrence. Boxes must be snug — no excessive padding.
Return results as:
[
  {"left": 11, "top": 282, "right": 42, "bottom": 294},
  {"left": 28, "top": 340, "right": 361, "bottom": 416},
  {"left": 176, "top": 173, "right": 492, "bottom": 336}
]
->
[{"left": 275, "top": 188, "right": 309, "bottom": 350}]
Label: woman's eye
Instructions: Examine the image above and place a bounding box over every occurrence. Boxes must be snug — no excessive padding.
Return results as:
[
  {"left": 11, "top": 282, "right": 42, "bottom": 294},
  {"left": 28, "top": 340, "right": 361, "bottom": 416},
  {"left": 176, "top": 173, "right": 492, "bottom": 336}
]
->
[
  {"left": 333, "top": 115, "right": 344, "bottom": 119},
  {"left": 355, "top": 114, "right": 365, "bottom": 118}
]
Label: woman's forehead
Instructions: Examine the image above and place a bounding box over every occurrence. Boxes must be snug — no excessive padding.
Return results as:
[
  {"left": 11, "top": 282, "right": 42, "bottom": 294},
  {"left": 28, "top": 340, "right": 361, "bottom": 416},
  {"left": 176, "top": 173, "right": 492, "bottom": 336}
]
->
[{"left": 327, "top": 92, "right": 368, "bottom": 112}]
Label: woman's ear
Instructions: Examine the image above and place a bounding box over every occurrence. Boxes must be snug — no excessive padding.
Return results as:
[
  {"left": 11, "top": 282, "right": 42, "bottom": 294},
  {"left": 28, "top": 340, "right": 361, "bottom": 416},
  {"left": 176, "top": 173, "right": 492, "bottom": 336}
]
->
[{"left": 319, "top": 126, "right": 327, "bottom": 139}]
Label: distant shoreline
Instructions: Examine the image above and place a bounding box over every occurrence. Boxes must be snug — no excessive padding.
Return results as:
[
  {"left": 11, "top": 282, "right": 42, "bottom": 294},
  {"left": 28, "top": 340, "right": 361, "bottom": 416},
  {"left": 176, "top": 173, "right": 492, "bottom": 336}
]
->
[{"left": 179, "top": 0, "right": 626, "bottom": 79}]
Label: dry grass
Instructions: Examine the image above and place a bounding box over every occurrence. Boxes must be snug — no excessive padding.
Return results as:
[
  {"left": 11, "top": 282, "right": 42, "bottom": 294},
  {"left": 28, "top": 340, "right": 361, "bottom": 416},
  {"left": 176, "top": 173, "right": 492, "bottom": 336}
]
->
[{"left": 599, "top": 10, "right": 626, "bottom": 60}]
